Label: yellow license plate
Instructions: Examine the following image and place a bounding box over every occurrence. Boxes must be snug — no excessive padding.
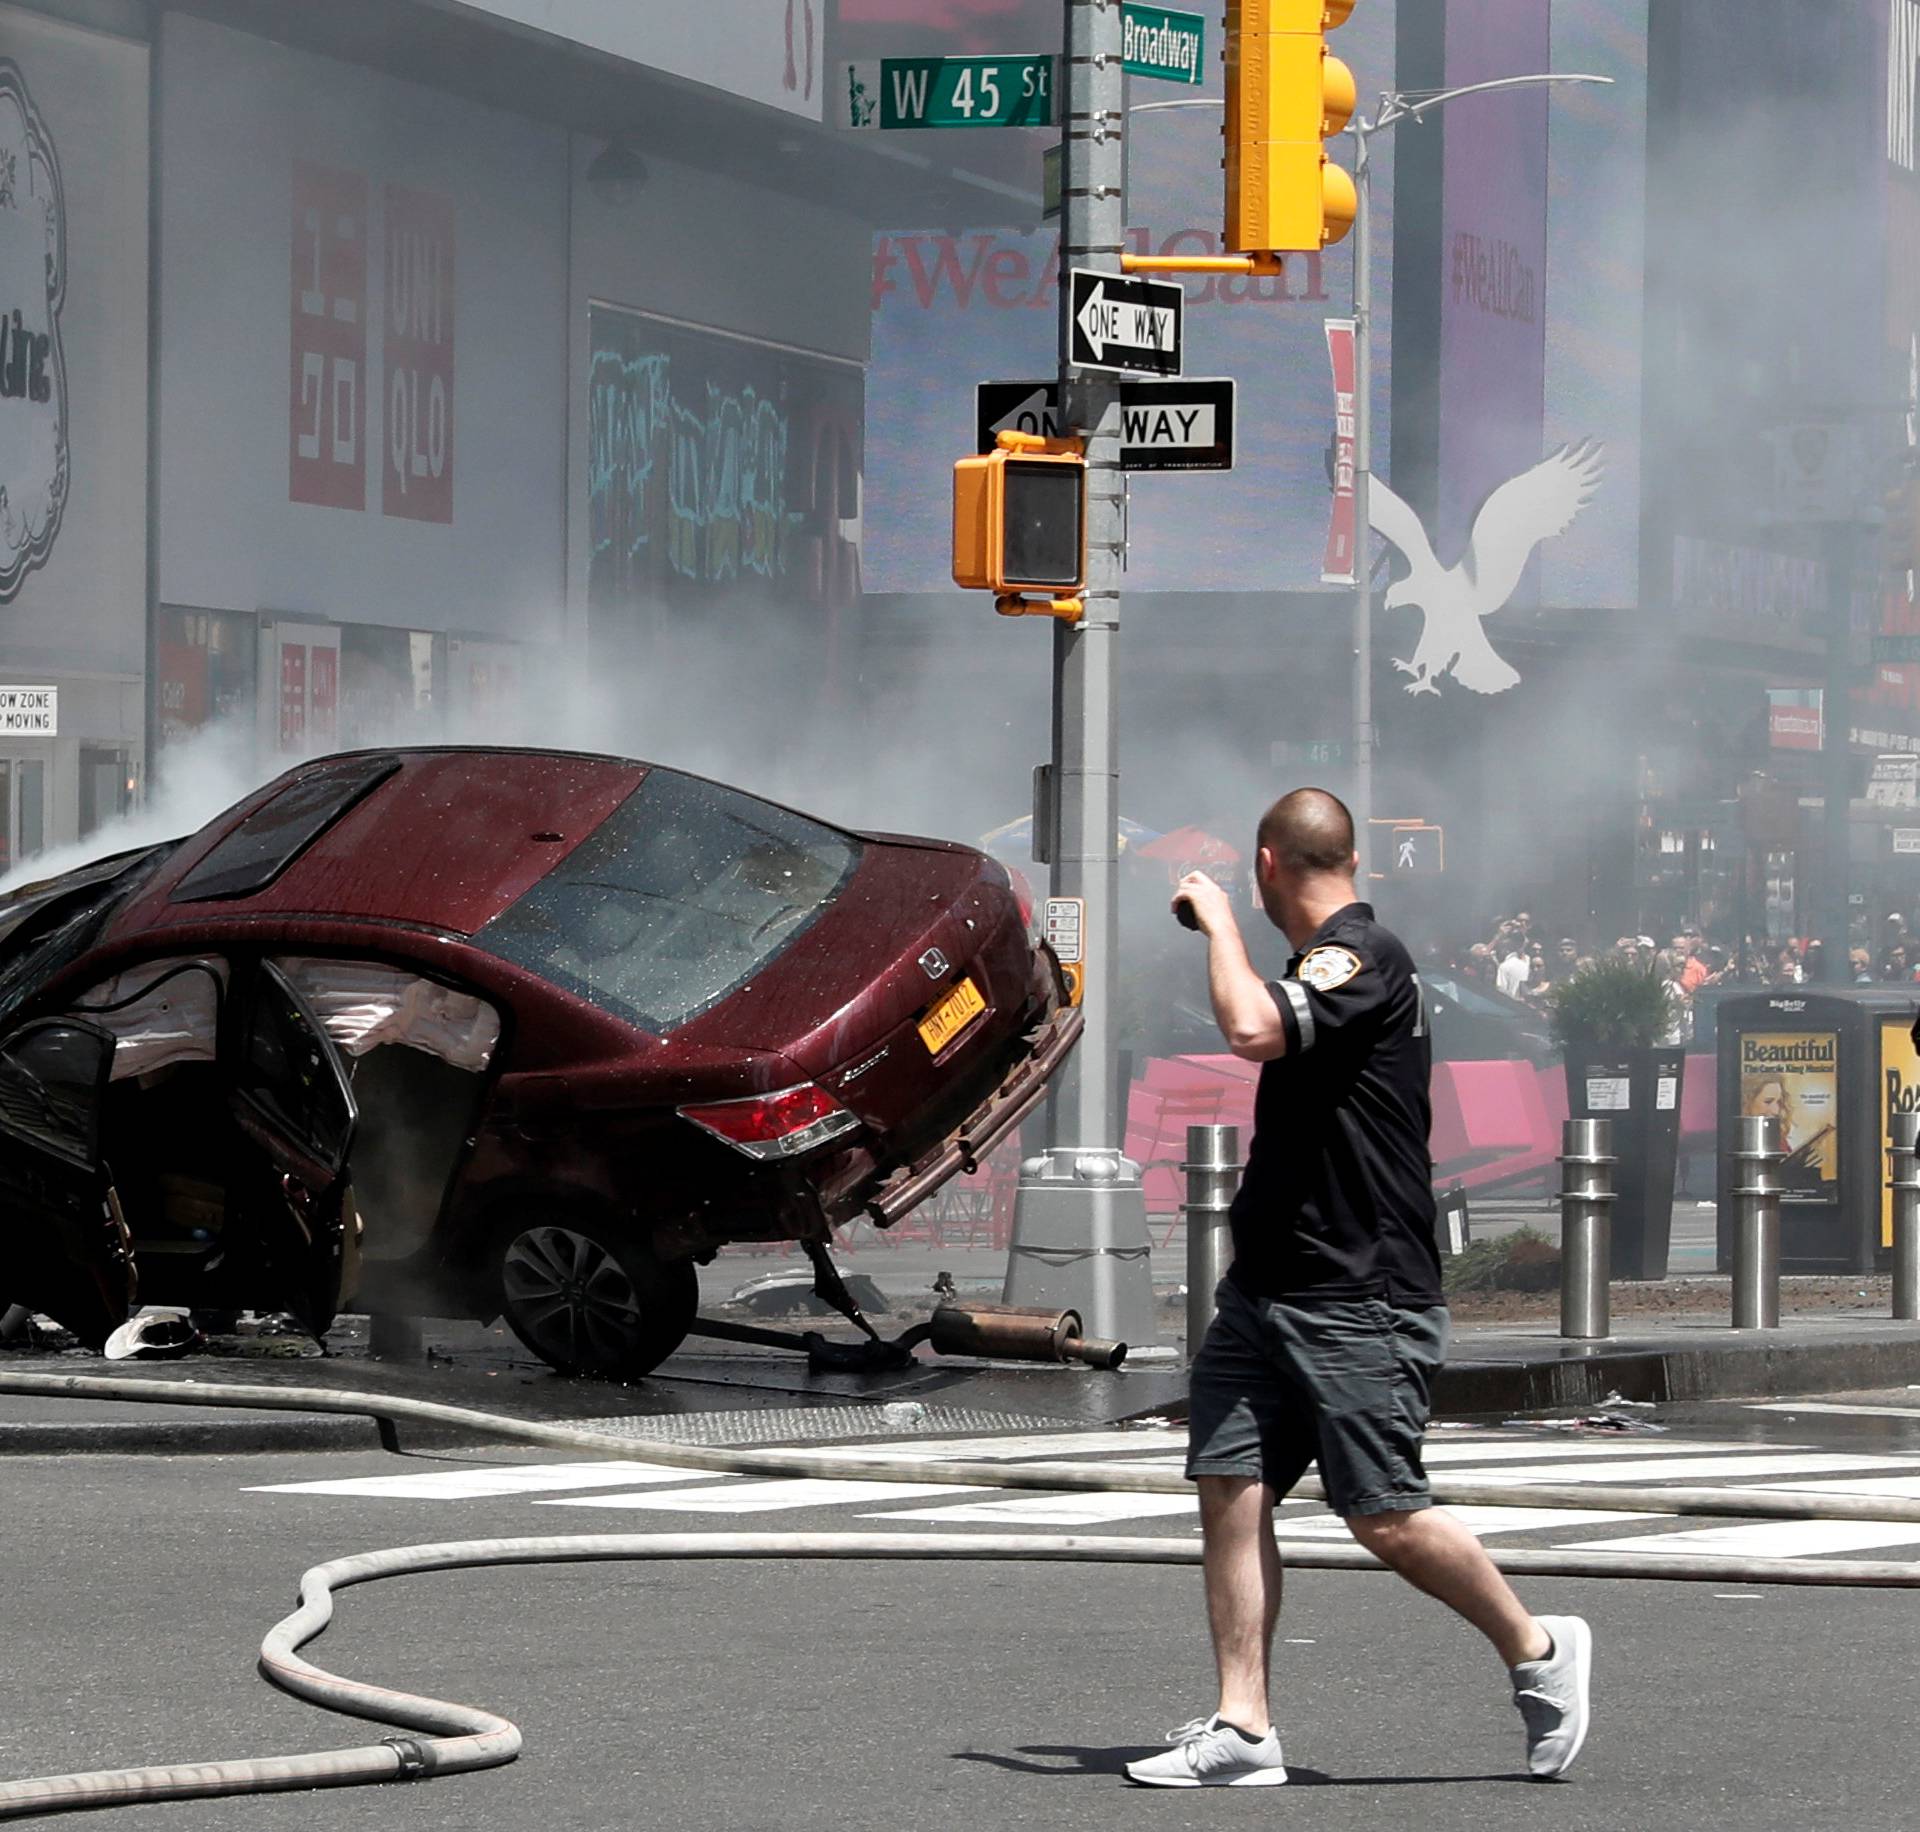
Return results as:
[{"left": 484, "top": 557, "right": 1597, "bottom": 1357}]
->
[{"left": 918, "top": 976, "right": 986, "bottom": 1055}]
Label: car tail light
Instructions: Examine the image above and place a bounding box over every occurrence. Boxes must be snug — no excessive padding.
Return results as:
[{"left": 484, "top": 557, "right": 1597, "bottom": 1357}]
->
[
  {"left": 1009, "top": 866, "right": 1036, "bottom": 928},
  {"left": 677, "top": 1082, "right": 863, "bottom": 1161}
]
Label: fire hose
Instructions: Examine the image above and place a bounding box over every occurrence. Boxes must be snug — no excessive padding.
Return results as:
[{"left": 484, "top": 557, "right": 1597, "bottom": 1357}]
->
[{"left": 1, "top": 1366, "right": 1918, "bottom": 1818}]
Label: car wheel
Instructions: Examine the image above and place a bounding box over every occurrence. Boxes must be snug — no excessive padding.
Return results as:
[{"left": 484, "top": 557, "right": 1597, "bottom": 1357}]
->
[{"left": 496, "top": 1217, "right": 696, "bottom": 1379}]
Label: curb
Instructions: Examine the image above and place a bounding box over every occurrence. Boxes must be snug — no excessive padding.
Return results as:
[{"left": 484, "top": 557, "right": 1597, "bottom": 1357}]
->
[
  {"left": 0, "top": 1413, "right": 388, "bottom": 1456},
  {"left": 9, "top": 1333, "right": 1917, "bottom": 1450},
  {"left": 1436, "top": 1332, "right": 1920, "bottom": 1415}
]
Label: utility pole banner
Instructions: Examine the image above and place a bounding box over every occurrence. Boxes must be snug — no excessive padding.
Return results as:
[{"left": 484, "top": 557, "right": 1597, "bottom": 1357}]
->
[{"left": 1322, "top": 317, "right": 1357, "bottom": 584}]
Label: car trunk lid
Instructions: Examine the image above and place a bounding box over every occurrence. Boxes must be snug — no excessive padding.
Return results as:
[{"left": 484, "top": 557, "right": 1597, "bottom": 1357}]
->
[{"left": 677, "top": 838, "right": 1038, "bottom": 1141}]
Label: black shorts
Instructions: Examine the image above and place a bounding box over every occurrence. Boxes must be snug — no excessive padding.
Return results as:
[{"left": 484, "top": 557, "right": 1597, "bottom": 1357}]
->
[{"left": 1184, "top": 1276, "right": 1449, "bottom": 1518}]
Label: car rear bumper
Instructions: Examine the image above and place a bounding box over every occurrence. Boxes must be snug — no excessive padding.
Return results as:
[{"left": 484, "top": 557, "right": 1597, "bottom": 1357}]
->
[{"left": 865, "top": 1001, "right": 1084, "bottom": 1228}]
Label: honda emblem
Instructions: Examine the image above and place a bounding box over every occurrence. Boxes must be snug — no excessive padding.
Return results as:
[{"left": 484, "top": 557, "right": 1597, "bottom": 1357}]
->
[{"left": 918, "top": 948, "right": 950, "bottom": 980}]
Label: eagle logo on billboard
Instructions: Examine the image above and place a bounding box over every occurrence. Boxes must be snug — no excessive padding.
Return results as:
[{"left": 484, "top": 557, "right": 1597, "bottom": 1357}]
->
[
  {"left": 1369, "top": 443, "right": 1604, "bottom": 697},
  {"left": 0, "top": 59, "right": 67, "bottom": 605}
]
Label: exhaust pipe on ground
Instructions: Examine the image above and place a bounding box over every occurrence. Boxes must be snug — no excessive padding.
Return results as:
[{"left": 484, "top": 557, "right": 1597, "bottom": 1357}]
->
[{"left": 921, "top": 1302, "right": 1127, "bottom": 1370}]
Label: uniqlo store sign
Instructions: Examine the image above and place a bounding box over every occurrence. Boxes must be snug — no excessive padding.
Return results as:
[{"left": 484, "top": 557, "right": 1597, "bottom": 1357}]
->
[{"left": 291, "top": 161, "right": 455, "bottom": 523}]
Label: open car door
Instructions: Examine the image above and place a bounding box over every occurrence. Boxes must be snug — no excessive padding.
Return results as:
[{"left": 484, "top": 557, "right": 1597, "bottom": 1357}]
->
[
  {"left": 221, "top": 961, "right": 358, "bottom": 1337},
  {"left": 0, "top": 1018, "right": 134, "bottom": 1347}
]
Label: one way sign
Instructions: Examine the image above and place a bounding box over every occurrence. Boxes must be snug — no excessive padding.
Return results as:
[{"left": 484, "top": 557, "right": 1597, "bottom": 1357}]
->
[
  {"left": 976, "top": 377, "right": 1235, "bottom": 472},
  {"left": 1068, "top": 268, "right": 1183, "bottom": 375}
]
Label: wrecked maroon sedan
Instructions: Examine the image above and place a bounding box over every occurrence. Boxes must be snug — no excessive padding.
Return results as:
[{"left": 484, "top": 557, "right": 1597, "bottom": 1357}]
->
[{"left": 0, "top": 749, "right": 1078, "bottom": 1376}]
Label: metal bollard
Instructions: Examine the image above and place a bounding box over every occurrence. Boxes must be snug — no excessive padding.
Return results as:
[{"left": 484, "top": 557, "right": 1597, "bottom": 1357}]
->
[
  {"left": 1558, "top": 1118, "right": 1615, "bottom": 1340},
  {"left": 1730, "top": 1113, "right": 1784, "bottom": 1330},
  {"left": 1183, "top": 1124, "right": 1239, "bottom": 1363},
  {"left": 1892, "top": 1112, "right": 1920, "bottom": 1323}
]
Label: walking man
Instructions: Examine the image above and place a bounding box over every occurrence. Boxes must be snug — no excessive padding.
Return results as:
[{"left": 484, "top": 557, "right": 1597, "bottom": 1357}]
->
[{"left": 1126, "top": 788, "right": 1591, "bottom": 1788}]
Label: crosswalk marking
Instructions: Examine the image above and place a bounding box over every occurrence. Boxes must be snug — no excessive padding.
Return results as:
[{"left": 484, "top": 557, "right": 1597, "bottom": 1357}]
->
[
  {"left": 1773, "top": 1475, "right": 1920, "bottom": 1497},
  {"left": 538, "top": 1479, "right": 984, "bottom": 1514},
  {"left": 1460, "top": 1453, "right": 1920, "bottom": 1486},
  {"left": 239, "top": 1431, "right": 1920, "bottom": 1565},
  {"left": 1271, "top": 1506, "right": 1663, "bottom": 1539},
  {"left": 1748, "top": 1402, "right": 1920, "bottom": 1422},
  {"left": 1420, "top": 1438, "right": 1757, "bottom": 1465},
  {"left": 1557, "top": 1519, "right": 1920, "bottom": 1560},
  {"left": 820, "top": 1430, "right": 1182, "bottom": 1463},
  {"left": 245, "top": 1461, "right": 717, "bottom": 1500},
  {"left": 870, "top": 1492, "right": 1202, "bottom": 1527}
]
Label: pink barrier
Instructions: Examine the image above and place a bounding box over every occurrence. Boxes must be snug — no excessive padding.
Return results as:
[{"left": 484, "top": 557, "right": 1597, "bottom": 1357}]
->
[
  {"left": 1132, "top": 1049, "right": 1721, "bottom": 1208},
  {"left": 1679, "top": 1052, "right": 1715, "bottom": 1146}
]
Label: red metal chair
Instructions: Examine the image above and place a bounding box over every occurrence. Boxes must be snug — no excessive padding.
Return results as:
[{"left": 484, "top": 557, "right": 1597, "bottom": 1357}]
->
[{"left": 1129, "top": 1082, "right": 1228, "bottom": 1244}]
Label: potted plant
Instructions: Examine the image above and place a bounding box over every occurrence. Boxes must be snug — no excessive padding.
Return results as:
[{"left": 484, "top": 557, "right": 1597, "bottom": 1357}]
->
[{"left": 1548, "top": 957, "right": 1687, "bottom": 1280}]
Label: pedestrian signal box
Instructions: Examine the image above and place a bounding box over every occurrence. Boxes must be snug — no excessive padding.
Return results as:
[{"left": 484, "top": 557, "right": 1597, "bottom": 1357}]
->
[
  {"left": 953, "top": 433, "right": 1087, "bottom": 620},
  {"left": 1385, "top": 823, "right": 1443, "bottom": 874}
]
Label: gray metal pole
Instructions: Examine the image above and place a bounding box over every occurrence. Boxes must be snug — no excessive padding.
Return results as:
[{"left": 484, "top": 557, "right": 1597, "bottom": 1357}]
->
[
  {"left": 1892, "top": 1111, "right": 1920, "bottom": 1322},
  {"left": 1820, "top": 522, "right": 1853, "bottom": 983},
  {"left": 1003, "top": 0, "right": 1159, "bottom": 1348},
  {"left": 1558, "top": 1117, "right": 1614, "bottom": 1340},
  {"left": 1350, "top": 123, "right": 1373, "bottom": 867},
  {"left": 1730, "top": 1113, "right": 1784, "bottom": 1330},
  {"left": 1182, "top": 1124, "right": 1239, "bottom": 1362}
]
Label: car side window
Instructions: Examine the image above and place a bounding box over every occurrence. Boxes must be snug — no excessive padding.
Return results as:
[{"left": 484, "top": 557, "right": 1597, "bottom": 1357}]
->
[{"left": 233, "top": 968, "right": 355, "bottom": 1172}]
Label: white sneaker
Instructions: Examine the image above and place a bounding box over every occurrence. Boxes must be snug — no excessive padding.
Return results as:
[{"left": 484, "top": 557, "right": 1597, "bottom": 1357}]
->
[
  {"left": 1511, "top": 1615, "right": 1593, "bottom": 1779},
  {"left": 1125, "top": 1715, "right": 1289, "bottom": 1788}
]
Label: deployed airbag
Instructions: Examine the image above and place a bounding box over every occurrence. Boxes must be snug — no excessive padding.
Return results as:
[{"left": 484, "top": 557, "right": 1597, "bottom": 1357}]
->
[{"left": 272, "top": 957, "right": 500, "bottom": 1072}]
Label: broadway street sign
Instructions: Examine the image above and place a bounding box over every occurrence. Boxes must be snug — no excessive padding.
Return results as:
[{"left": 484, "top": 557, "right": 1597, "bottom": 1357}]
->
[
  {"left": 976, "top": 377, "right": 1234, "bottom": 472},
  {"left": 1067, "top": 269, "right": 1183, "bottom": 376},
  {"left": 838, "top": 55, "right": 1054, "bottom": 129},
  {"left": 1122, "top": 3, "right": 1206, "bottom": 85}
]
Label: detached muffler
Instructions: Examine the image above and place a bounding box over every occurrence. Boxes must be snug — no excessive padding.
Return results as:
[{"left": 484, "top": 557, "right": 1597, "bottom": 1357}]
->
[
  {"left": 688, "top": 1300, "right": 1127, "bottom": 1372},
  {"left": 918, "top": 1302, "right": 1127, "bottom": 1370}
]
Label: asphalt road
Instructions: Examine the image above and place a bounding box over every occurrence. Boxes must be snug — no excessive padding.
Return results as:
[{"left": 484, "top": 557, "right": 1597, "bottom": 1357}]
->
[{"left": 4, "top": 1395, "right": 1920, "bottom": 1831}]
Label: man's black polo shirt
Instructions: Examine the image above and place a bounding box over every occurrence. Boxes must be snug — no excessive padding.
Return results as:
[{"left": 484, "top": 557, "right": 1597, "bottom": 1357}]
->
[{"left": 1227, "top": 901, "right": 1442, "bottom": 1307}]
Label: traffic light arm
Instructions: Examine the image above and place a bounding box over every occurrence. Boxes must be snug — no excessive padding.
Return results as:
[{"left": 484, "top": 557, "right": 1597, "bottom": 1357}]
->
[
  {"left": 1120, "top": 251, "right": 1286, "bottom": 277},
  {"left": 995, "top": 429, "right": 1081, "bottom": 457},
  {"left": 996, "top": 591, "right": 1085, "bottom": 623},
  {"left": 1371, "top": 70, "right": 1613, "bottom": 132}
]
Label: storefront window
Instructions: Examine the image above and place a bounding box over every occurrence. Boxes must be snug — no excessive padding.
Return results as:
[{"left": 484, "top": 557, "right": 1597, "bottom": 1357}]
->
[
  {"left": 79, "top": 746, "right": 132, "bottom": 840},
  {"left": 17, "top": 761, "right": 43, "bottom": 863},
  {"left": 156, "top": 608, "right": 258, "bottom": 749}
]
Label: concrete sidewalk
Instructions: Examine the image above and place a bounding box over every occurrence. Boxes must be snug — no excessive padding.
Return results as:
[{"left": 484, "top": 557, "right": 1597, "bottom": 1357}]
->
[{"left": 6, "top": 1288, "right": 1920, "bottom": 1453}]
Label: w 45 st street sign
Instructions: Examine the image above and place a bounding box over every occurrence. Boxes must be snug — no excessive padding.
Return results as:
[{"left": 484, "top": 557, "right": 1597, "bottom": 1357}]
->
[{"left": 839, "top": 55, "right": 1053, "bottom": 130}]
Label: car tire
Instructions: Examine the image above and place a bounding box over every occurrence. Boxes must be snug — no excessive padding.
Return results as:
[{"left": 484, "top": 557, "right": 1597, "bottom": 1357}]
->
[{"left": 494, "top": 1211, "right": 696, "bottom": 1379}]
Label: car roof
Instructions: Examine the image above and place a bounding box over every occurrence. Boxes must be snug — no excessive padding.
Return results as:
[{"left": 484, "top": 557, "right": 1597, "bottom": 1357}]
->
[{"left": 133, "top": 748, "right": 649, "bottom": 937}]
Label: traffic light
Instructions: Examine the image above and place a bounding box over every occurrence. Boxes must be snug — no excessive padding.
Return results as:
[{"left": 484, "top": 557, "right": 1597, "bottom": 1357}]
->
[
  {"left": 953, "top": 433, "right": 1087, "bottom": 619},
  {"left": 1225, "top": 0, "right": 1359, "bottom": 256}
]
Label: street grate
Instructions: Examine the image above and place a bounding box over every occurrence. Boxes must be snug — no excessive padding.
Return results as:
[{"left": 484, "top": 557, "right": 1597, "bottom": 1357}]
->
[{"left": 564, "top": 1405, "right": 1073, "bottom": 1448}]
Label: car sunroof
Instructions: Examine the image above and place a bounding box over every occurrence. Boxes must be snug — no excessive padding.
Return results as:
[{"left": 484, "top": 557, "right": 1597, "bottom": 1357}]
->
[{"left": 170, "top": 754, "right": 402, "bottom": 903}]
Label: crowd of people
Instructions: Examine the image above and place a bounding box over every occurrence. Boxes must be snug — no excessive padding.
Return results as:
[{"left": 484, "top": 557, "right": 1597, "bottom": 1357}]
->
[{"left": 1446, "top": 911, "right": 1920, "bottom": 1045}]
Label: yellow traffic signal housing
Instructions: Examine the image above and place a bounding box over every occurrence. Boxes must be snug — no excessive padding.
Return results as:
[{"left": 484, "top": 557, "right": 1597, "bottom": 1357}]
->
[
  {"left": 953, "top": 434, "right": 1087, "bottom": 619},
  {"left": 1226, "top": 0, "right": 1359, "bottom": 255}
]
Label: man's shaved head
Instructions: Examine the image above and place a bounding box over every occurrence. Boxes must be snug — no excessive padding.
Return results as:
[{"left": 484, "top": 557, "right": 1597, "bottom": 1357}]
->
[{"left": 1258, "top": 788, "right": 1356, "bottom": 876}]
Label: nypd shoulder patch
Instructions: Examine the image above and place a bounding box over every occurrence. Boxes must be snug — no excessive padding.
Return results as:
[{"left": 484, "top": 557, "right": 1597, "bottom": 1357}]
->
[{"left": 1297, "top": 945, "right": 1364, "bottom": 992}]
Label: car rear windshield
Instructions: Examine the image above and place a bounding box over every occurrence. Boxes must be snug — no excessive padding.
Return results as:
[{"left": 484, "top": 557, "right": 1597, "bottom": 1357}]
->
[
  {"left": 471, "top": 769, "right": 860, "bottom": 1034},
  {"left": 170, "top": 754, "right": 401, "bottom": 902}
]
